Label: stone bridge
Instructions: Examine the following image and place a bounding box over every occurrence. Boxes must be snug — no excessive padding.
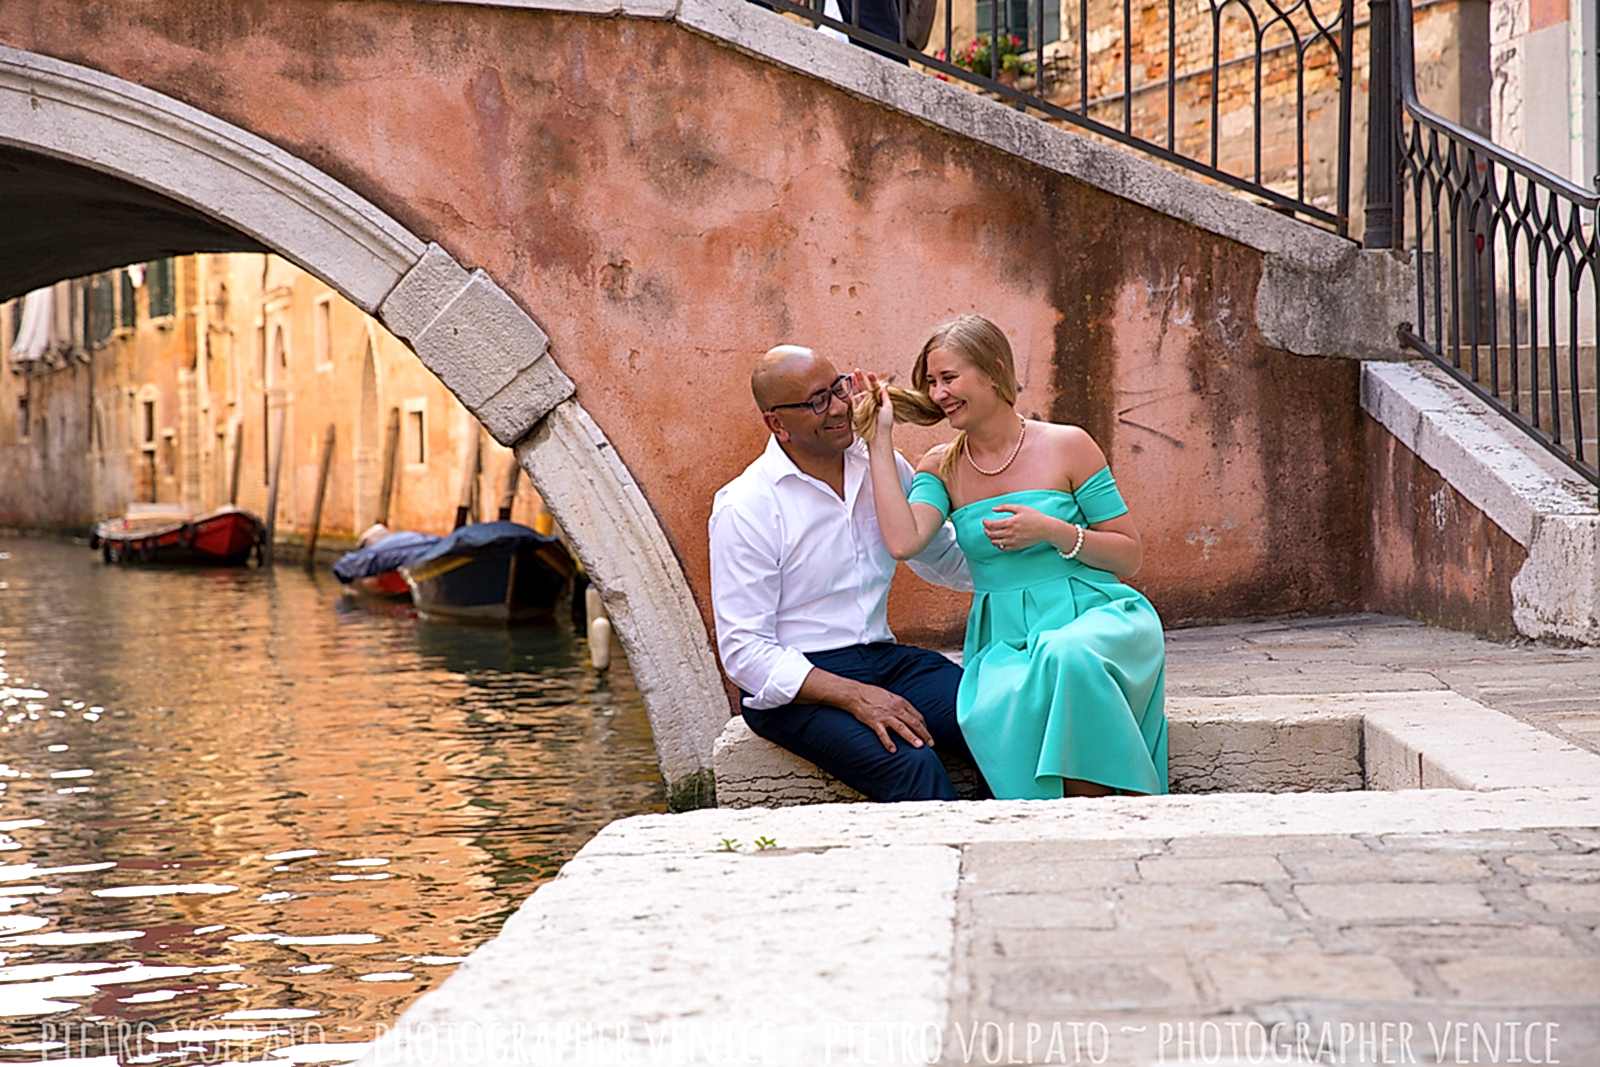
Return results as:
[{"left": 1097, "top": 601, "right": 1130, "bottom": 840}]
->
[{"left": 1, "top": 0, "right": 1431, "bottom": 806}]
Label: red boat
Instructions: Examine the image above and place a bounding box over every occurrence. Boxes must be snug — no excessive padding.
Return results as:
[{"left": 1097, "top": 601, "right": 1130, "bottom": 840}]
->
[
  {"left": 91, "top": 506, "right": 265, "bottom": 566},
  {"left": 349, "top": 568, "right": 412, "bottom": 600}
]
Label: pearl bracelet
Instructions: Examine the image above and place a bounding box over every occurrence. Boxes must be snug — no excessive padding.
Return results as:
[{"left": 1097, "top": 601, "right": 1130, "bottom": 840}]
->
[{"left": 1058, "top": 522, "right": 1086, "bottom": 561}]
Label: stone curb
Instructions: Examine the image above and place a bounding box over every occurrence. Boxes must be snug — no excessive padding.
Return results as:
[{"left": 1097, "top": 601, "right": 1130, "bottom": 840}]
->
[{"left": 1361, "top": 361, "right": 1599, "bottom": 643}]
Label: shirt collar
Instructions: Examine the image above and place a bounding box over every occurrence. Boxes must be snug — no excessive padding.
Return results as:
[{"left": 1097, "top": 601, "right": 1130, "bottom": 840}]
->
[{"left": 758, "top": 434, "right": 868, "bottom": 485}]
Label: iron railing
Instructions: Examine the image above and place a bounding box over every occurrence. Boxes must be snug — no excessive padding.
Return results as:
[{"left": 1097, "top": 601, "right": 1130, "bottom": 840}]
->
[
  {"left": 765, "top": 0, "right": 1354, "bottom": 232},
  {"left": 1368, "top": 0, "right": 1600, "bottom": 495}
]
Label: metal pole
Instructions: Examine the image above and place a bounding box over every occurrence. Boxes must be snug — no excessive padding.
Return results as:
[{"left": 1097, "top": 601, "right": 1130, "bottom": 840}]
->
[
  {"left": 1364, "top": 0, "right": 1398, "bottom": 249},
  {"left": 1335, "top": 0, "right": 1354, "bottom": 235}
]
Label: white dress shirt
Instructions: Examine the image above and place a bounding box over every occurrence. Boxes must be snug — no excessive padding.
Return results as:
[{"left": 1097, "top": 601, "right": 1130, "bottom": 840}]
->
[{"left": 709, "top": 435, "right": 972, "bottom": 710}]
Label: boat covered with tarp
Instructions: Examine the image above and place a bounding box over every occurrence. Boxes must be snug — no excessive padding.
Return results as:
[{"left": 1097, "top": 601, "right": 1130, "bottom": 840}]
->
[
  {"left": 332, "top": 530, "right": 440, "bottom": 599},
  {"left": 399, "top": 521, "right": 575, "bottom": 623}
]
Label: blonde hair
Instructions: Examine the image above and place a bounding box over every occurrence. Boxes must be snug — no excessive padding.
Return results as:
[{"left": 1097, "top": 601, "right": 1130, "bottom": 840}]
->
[{"left": 853, "top": 314, "right": 1021, "bottom": 483}]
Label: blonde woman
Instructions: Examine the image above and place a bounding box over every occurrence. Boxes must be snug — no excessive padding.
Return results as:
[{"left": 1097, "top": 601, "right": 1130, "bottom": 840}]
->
[{"left": 854, "top": 314, "right": 1167, "bottom": 798}]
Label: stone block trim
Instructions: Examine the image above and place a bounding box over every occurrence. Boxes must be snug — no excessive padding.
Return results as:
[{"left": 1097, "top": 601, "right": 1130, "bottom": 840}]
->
[
  {"left": 519, "top": 402, "right": 729, "bottom": 803},
  {"left": 379, "top": 245, "right": 572, "bottom": 445},
  {"left": 1362, "top": 360, "right": 1600, "bottom": 644}
]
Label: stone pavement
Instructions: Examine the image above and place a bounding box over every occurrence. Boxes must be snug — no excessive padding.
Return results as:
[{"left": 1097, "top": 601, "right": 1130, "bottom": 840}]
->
[
  {"left": 356, "top": 616, "right": 1599, "bottom": 1067},
  {"left": 1162, "top": 614, "right": 1600, "bottom": 755}
]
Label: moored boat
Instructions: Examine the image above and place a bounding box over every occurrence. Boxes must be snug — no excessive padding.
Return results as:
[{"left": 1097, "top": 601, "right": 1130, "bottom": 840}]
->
[
  {"left": 332, "top": 529, "right": 441, "bottom": 601},
  {"left": 91, "top": 506, "right": 264, "bottom": 566},
  {"left": 400, "top": 521, "right": 575, "bottom": 623}
]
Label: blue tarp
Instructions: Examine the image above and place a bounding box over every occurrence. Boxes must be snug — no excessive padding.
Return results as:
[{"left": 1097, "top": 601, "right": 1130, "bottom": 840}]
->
[
  {"left": 332, "top": 531, "right": 441, "bottom": 583},
  {"left": 407, "top": 521, "right": 559, "bottom": 569}
]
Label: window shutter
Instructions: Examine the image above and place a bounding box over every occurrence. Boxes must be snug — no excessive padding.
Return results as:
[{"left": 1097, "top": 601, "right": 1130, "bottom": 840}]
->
[{"left": 148, "top": 259, "right": 176, "bottom": 318}]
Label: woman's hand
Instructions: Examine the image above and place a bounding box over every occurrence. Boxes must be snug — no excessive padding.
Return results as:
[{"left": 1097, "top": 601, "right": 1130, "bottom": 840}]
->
[
  {"left": 983, "top": 503, "right": 1065, "bottom": 552},
  {"left": 850, "top": 369, "right": 895, "bottom": 444}
]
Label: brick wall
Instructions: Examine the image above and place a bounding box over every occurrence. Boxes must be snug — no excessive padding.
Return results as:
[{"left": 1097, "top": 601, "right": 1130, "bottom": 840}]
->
[{"left": 928, "top": 0, "right": 1491, "bottom": 237}]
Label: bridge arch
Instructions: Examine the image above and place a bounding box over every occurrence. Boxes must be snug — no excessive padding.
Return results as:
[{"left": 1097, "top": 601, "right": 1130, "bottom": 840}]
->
[{"left": 0, "top": 44, "right": 724, "bottom": 806}]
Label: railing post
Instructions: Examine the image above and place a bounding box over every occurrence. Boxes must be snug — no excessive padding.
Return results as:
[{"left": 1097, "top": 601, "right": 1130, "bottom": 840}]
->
[{"left": 1364, "top": 0, "right": 1398, "bottom": 249}]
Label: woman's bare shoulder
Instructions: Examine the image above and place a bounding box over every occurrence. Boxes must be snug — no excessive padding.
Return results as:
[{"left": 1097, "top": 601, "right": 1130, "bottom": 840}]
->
[
  {"left": 1034, "top": 421, "right": 1108, "bottom": 482},
  {"left": 915, "top": 444, "right": 952, "bottom": 475}
]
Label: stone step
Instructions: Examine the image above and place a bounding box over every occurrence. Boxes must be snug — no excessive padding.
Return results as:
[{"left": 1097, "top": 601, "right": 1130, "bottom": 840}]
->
[{"left": 712, "top": 691, "right": 1600, "bottom": 807}]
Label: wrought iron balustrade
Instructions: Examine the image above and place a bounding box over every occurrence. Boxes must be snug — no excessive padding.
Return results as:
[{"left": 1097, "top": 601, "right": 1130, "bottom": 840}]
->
[
  {"left": 763, "top": 0, "right": 1354, "bottom": 233},
  {"left": 1367, "top": 0, "right": 1599, "bottom": 497}
]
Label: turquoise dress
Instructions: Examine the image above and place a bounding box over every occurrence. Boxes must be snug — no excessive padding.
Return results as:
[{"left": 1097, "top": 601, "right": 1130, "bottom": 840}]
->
[{"left": 908, "top": 467, "right": 1168, "bottom": 798}]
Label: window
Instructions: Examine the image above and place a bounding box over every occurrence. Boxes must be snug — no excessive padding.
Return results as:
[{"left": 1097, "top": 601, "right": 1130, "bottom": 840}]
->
[
  {"left": 314, "top": 294, "right": 334, "bottom": 373},
  {"left": 976, "top": 0, "right": 1059, "bottom": 47},
  {"left": 89, "top": 273, "right": 115, "bottom": 348},
  {"left": 142, "top": 399, "right": 157, "bottom": 449},
  {"left": 120, "top": 269, "right": 137, "bottom": 329},
  {"left": 404, "top": 399, "right": 427, "bottom": 467},
  {"left": 17, "top": 396, "right": 29, "bottom": 441},
  {"left": 147, "top": 259, "right": 175, "bottom": 319}
]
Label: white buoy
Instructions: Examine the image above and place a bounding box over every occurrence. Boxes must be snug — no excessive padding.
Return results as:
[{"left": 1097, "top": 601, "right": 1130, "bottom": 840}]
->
[
  {"left": 585, "top": 586, "right": 612, "bottom": 671},
  {"left": 588, "top": 616, "right": 613, "bottom": 672}
]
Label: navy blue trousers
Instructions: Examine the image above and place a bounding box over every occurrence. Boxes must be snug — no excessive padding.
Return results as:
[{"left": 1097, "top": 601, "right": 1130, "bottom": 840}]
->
[{"left": 742, "top": 643, "right": 981, "bottom": 802}]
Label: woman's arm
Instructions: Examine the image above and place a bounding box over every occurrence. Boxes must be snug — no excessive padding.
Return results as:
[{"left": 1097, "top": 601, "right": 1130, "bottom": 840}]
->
[
  {"left": 1059, "top": 425, "right": 1142, "bottom": 578},
  {"left": 858, "top": 375, "right": 948, "bottom": 561}
]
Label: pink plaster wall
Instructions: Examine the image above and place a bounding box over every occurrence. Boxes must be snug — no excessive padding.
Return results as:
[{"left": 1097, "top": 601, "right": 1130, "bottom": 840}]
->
[{"left": 0, "top": 1, "right": 1367, "bottom": 647}]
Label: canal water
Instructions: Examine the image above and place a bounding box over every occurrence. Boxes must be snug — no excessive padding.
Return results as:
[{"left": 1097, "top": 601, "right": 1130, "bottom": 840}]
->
[{"left": 0, "top": 534, "right": 665, "bottom": 1064}]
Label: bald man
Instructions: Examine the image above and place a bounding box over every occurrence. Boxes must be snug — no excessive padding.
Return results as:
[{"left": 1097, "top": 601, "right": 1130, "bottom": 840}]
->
[{"left": 709, "top": 346, "right": 984, "bottom": 802}]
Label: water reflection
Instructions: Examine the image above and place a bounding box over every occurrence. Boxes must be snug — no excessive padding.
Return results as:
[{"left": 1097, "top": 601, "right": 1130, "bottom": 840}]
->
[{"left": 0, "top": 536, "right": 663, "bottom": 1063}]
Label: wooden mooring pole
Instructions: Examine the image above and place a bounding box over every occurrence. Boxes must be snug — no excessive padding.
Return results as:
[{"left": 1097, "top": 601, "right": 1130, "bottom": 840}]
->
[
  {"left": 497, "top": 456, "right": 520, "bottom": 521},
  {"left": 453, "top": 431, "right": 481, "bottom": 531},
  {"left": 304, "top": 424, "right": 336, "bottom": 569},
  {"left": 263, "top": 409, "right": 287, "bottom": 564},
  {"left": 377, "top": 407, "right": 400, "bottom": 526},
  {"left": 228, "top": 423, "right": 244, "bottom": 506}
]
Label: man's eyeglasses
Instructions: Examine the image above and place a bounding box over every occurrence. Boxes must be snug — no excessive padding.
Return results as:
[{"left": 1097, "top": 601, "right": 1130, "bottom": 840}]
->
[{"left": 766, "top": 375, "right": 853, "bottom": 416}]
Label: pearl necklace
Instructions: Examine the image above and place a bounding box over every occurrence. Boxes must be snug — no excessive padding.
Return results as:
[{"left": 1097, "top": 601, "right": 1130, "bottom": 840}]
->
[{"left": 965, "top": 418, "right": 1027, "bottom": 477}]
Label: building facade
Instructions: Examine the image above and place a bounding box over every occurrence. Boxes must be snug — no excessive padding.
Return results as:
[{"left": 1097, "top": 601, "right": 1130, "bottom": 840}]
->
[{"left": 1, "top": 254, "right": 549, "bottom": 549}]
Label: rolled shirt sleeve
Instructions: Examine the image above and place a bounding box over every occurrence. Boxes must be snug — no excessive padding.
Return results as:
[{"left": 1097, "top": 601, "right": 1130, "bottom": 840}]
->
[
  {"left": 708, "top": 500, "right": 816, "bottom": 710},
  {"left": 895, "top": 452, "right": 973, "bottom": 592}
]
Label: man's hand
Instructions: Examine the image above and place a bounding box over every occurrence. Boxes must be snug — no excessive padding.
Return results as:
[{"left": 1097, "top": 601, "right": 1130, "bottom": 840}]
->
[{"left": 846, "top": 683, "right": 935, "bottom": 753}]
